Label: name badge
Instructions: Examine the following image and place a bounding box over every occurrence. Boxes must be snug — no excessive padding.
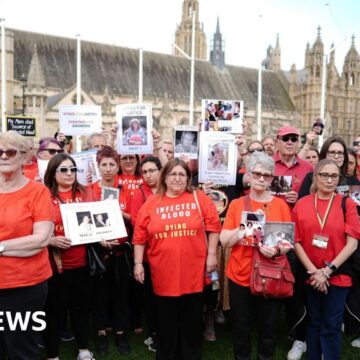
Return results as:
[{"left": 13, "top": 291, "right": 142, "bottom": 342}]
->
[{"left": 312, "top": 234, "right": 329, "bottom": 249}]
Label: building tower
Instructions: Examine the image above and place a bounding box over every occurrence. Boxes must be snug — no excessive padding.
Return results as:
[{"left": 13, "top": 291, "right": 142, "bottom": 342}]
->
[
  {"left": 342, "top": 35, "right": 360, "bottom": 88},
  {"left": 210, "top": 17, "right": 225, "bottom": 69},
  {"left": 305, "top": 26, "right": 324, "bottom": 85},
  {"left": 262, "top": 34, "right": 281, "bottom": 71},
  {"left": 174, "top": 0, "right": 207, "bottom": 60}
]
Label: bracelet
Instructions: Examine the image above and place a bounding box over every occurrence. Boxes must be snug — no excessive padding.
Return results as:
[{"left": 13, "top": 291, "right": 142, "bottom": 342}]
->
[{"left": 134, "top": 263, "right": 143, "bottom": 266}]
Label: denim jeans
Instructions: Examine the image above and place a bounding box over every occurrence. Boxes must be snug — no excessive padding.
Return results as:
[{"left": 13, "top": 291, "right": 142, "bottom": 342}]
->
[{"left": 305, "top": 285, "right": 349, "bottom": 360}]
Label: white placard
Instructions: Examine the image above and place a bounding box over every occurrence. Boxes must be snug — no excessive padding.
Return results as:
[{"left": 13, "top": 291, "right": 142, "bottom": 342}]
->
[
  {"left": 71, "top": 149, "right": 100, "bottom": 183},
  {"left": 174, "top": 125, "right": 198, "bottom": 159},
  {"left": 198, "top": 132, "right": 237, "bottom": 185},
  {"left": 60, "top": 200, "right": 127, "bottom": 246},
  {"left": 37, "top": 159, "right": 49, "bottom": 181},
  {"left": 201, "top": 99, "right": 244, "bottom": 133},
  {"left": 74, "top": 160, "right": 89, "bottom": 186},
  {"left": 59, "top": 105, "right": 102, "bottom": 136},
  {"left": 116, "top": 103, "right": 153, "bottom": 154}
]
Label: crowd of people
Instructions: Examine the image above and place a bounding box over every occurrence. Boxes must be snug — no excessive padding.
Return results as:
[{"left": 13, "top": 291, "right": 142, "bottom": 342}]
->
[{"left": 1, "top": 121, "right": 360, "bottom": 360}]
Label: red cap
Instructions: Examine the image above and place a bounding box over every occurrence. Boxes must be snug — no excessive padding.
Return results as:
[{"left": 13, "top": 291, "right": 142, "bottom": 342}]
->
[{"left": 277, "top": 125, "right": 300, "bottom": 137}]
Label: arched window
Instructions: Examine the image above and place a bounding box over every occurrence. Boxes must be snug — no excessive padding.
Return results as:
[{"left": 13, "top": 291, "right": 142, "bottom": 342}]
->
[
  {"left": 350, "top": 73, "right": 355, "bottom": 86},
  {"left": 315, "top": 66, "right": 320, "bottom": 78}
]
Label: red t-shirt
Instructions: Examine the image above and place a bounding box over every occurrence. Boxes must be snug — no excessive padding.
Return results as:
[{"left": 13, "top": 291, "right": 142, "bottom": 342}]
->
[
  {"left": 0, "top": 181, "right": 55, "bottom": 289},
  {"left": 23, "top": 161, "right": 39, "bottom": 180},
  {"left": 129, "top": 182, "right": 154, "bottom": 228},
  {"left": 292, "top": 194, "right": 360, "bottom": 287},
  {"left": 118, "top": 174, "right": 143, "bottom": 196},
  {"left": 133, "top": 191, "right": 221, "bottom": 296},
  {"left": 52, "top": 189, "right": 95, "bottom": 270},
  {"left": 274, "top": 152, "right": 313, "bottom": 193},
  {"left": 223, "top": 196, "right": 292, "bottom": 287}
]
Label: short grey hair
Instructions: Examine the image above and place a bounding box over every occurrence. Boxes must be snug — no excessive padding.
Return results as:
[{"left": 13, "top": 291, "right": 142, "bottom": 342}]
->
[
  {"left": 246, "top": 152, "right": 275, "bottom": 174},
  {"left": 86, "top": 132, "right": 107, "bottom": 148}
]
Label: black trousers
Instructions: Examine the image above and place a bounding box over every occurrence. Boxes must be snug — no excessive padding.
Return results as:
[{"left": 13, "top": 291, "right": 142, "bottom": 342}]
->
[
  {"left": 229, "top": 280, "right": 281, "bottom": 360},
  {"left": 0, "top": 281, "right": 47, "bottom": 360},
  {"left": 44, "top": 267, "right": 90, "bottom": 358},
  {"left": 92, "top": 253, "right": 131, "bottom": 332},
  {"left": 143, "top": 262, "right": 157, "bottom": 336},
  {"left": 156, "top": 292, "right": 203, "bottom": 360}
]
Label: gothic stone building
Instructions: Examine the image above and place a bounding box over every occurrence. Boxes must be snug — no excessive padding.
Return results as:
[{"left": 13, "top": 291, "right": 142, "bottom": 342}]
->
[{"left": 1, "top": 0, "right": 359, "bottom": 146}]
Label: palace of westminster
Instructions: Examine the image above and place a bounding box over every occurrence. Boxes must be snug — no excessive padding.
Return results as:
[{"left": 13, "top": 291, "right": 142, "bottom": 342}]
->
[{"left": 1, "top": 0, "right": 360, "bottom": 145}]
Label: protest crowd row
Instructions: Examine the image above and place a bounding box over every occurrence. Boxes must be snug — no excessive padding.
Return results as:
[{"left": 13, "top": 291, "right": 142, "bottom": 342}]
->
[{"left": 1, "top": 110, "right": 360, "bottom": 360}]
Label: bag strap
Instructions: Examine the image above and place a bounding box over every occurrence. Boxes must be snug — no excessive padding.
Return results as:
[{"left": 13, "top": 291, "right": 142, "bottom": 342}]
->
[
  {"left": 243, "top": 195, "right": 253, "bottom": 212},
  {"left": 341, "top": 195, "right": 347, "bottom": 220},
  {"left": 194, "top": 190, "right": 207, "bottom": 246}
]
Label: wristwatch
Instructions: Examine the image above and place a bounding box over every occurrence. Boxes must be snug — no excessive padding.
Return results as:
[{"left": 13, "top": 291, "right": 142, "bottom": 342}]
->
[
  {"left": 0, "top": 243, "right": 5, "bottom": 256},
  {"left": 325, "top": 261, "right": 337, "bottom": 272}
]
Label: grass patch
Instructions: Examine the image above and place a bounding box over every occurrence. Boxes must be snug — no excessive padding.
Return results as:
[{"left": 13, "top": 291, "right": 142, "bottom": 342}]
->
[{"left": 51, "top": 310, "right": 359, "bottom": 359}]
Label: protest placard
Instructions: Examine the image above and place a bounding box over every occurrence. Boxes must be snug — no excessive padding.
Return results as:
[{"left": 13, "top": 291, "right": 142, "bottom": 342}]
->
[
  {"left": 198, "top": 132, "right": 237, "bottom": 185},
  {"left": 6, "top": 116, "right": 36, "bottom": 136},
  {"left": 116, "top": 104, "right": 153, "bottom": 154},
  {"left": 59, "top": 105, "right": 102, "bottom": 136},
  {"left": 174, "top": 125, "right": 198, "bottom": 159},
  {"left": 60, "top": 200, "right": 127, "bottom": 246},
  {"left": 71, "top": 149, "right": 100, "bottom": 184}
]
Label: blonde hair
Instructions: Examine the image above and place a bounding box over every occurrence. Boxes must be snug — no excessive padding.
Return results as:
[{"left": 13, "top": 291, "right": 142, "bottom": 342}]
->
[
  {"left": 310, "top": 159, "right": 340, "bottom": 194},
  {"left": 0, "top": 131, "right": 30, "bottom": 152}
]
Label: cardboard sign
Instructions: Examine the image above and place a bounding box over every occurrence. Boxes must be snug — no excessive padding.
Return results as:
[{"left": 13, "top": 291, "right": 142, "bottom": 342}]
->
[
  {"left": 59, "top": 105, "right": 102, "bottom": 136},
  {"left": 6, "top": 116, "right": 36, "bottom": 136}
]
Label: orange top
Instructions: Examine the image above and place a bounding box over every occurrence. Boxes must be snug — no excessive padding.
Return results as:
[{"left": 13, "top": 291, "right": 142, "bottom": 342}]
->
[
  {"left": 223, "top": 196, "right": 291, "bottom": 287},
  {"left": 133, "top": 191, "right": 221, "bottom": 296},
  {"left": 0, "top": 181, "right": 55, "bottom": 289},
  {"left": 23, "top": 161, "right": 39, "bottom": 180}
]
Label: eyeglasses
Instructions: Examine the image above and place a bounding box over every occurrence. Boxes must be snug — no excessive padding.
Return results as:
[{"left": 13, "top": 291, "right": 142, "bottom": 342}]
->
[
  {"left": 277, "top": 135, "right": 299, "bottom": 143},
  {"left": 251, "top": 171, "right": 274, "bottom": 181},
  {"left": 56, "top": 166, "right": 78, "bottom": 174},
  {"left": 353, "top": 141, "right": 360, "bottom": 147},
  {"left": 42, "top": 149, "right": 64, "bottom": 155},
  {"left": 248, "top": 148, "right": 264, "bottom": 154},
  {"left": 317, "top": 173, "right": 340, "bottom": 181},
  {"left": 327, "top": 150, "right": 344, "bottom": 158},
  {"left": 120, "top": 156, "right": 136, "bottom": 161},
  {"left": 167, "top": 172, "right": 187, "bottom": 179},
  {"left": 0, "top": 149, "right": 26, "bottom": 158},
  {"left": 142, "top": 168, "right": 158, "bottom": 175}
]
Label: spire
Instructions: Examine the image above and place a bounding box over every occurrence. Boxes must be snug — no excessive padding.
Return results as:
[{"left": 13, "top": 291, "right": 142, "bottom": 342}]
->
[
  {"left": 351, "top": 34, "right": 355, "bottom": 48},
  {"left": 216, "top": 16, "right": 220, "bottom": 34},
  {"left": 210, "top": 16, "right": 225, "bottom": 69},
  {"left": 317, "top": 26, "right": 321, "bottom": 41},
  {"left": 275, "top": 33, "right": 280, "bottom": 49},
  {"left": 27, "top": 43, "right": 45, "bottom": 88}
]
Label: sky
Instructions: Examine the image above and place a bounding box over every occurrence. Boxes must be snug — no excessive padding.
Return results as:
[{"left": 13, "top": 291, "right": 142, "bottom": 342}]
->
[{"left": 1, "top": 0, "right": 359, "bottom": 72}]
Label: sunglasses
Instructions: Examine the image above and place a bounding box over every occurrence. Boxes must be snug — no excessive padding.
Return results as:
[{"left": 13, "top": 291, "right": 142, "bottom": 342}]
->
[
  {"left": 248, "top": 148, "right": 264, "bottom": 154},
  {"left": 42, "top": 149, "right": 64, "bottom": 155},
  {"left": 56, "top": 166, "right": 78, "bottom": 173},
  {"left": 0, "top": 149, "right": 25, "bottom": 158},
  {"left": 353, "top": 141, "right": 360, "bottom": 147},
  {"left": 251, "top": 171, "right": 274, "bottom": 181},
  {"left": 278, "top": 135, "right": 299, "bottom": 143}
]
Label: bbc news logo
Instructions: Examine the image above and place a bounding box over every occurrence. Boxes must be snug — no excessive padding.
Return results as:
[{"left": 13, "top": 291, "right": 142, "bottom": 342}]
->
[{"left": 0, "top": 311, "right": 46, "bottom": 331}]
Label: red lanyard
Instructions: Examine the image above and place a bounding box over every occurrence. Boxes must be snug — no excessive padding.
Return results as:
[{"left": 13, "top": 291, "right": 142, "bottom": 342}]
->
[{"left": 314, "top": 193, "right": 335, "bottom": 232}]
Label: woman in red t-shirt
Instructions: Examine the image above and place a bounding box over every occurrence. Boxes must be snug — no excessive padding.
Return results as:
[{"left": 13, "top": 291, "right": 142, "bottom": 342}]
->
[
  {"left": 118, "top": 154, "right": 143, "bottom": 196},
  {"left": 220, "top": 152, "right": 292, "bottom": 360},
  {"left": 0, "top": 131, "right": 54, "bottom": 359},
  {"left": 133, "top": 158, "right": 221, "bottom": 360},
  {"left": 44, "top": 153, "right": 95, "bottom": 360},
  {"left": 293, "top": 159, "right": 360, "bottom": 360},
  {"left": 90, "top": 146, "right": 132, "bottom": 356}
]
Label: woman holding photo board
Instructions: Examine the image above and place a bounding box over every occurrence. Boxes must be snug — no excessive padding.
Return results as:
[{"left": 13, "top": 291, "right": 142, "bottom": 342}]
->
[
  {"left": 220, "top": 152, "right": 292, "bottom": 360},
  {"left": 43, "top": 153, "right": 95, "bottom": 360},
  {"left": 90, "top": 145, "right": 133, "bottom": 356}
]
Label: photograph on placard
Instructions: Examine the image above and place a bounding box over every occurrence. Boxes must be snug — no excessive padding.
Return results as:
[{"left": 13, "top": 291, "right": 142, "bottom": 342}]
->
[
  {"left": 263, "top": 222, "right": 295, "bottom": 248},
  {"left": 116, "top": 104, "right": 153, "bottom": 154},
  {"left": 101, "top": 186, "right": 119, "bottom": 201},
  {"left": 71, "top": 149, "right": 100, "bottom": 184},
  {"left": 60, "top": 200, "right": 127, "bottom": 245},
  {"left": 59, "top": 105, "right": 102, "bottom": 136},
  {"left": 202, "top": 99, "right": 244, "bottom": 133},
  {"left": 269, "top": 176, "right": 292, "bottom": 196},
  {"left": 174, "top": 125, "right": 198, "bottom": 159},
  {"left": 198, "top": 132, "right": 237, "bottom": 186},
  {"left": 37, "top": 159, "right": 49, "bottom": 181},
  {"left": 208, "top": 189, "right": 228, "bottom": 215},
  {"left": 238, "top": 211, "right": 266, "bottom": 247}
]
